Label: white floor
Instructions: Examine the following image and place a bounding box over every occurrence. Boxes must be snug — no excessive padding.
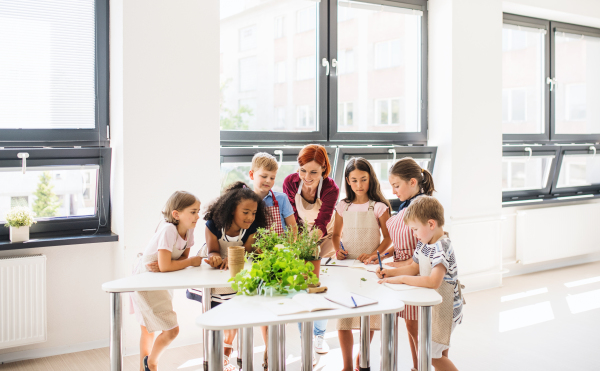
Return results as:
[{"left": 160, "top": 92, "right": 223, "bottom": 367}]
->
[{"left": 2, "top": 261, "right": 599, "bottom": 370}]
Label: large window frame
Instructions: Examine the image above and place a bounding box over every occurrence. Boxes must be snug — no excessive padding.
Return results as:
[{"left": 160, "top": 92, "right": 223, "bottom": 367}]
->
[
  {"left": 0, "top": 148, "right": 112, "bottom": 239},
  {"left": 551, "top": 144, "right": 600, "bottom": 197},
  {"left": 220, "top": 0, "right": 428, "bottom": 146},
  {"left": 0, "top": 0, "right": 110, "bottom": 148}
]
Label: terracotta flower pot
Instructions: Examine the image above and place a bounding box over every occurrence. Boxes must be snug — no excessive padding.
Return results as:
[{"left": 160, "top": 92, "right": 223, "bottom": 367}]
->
[{"left": 307, "top": 258, "right": 321, "bottom": 278}]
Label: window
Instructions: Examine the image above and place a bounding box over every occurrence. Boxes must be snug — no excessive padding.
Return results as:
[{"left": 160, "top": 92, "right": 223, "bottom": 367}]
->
[
  {"left": 220, "top": 0, "right": 427, "bottom": 145},
  {"left": 502, "top": 88, "right": 528, "bottom": 123},
  {"left": 239, "top": 26, "right": 256, "bottom": 51},
  {"left": 239, "top": 99, "right": 257, "bottom": 127},
  {"left": 0, "top": 0, "right": 108, "bottom": 146},
  {"left": 274, "top": 16, "right": 285, "bottom": 38},
  {"left": 0, "top": 148, "right": 112, "bottom": 239},
  {"left": 338, "top": 102, "right": 354, "bottom": 127},
  {"left": 296, "top": 6, "right": 316, "bottom": 33},
  {"left": 296, "top": 56, "right": 315, "bottom": 81}
]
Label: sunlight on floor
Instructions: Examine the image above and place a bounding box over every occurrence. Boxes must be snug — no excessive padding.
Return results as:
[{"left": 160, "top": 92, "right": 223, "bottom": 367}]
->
[
  {"left": 566, "top": 289, "right": 600, "bottom": 314},
  {"left": 564, "top": 276, "right": 600, "bottom": 288},
  {"left": 500, "top": 287, "right": 548, "bottom": 302},
  {"left": 499, "top": 301, "right": 554, "bottom": 332}
]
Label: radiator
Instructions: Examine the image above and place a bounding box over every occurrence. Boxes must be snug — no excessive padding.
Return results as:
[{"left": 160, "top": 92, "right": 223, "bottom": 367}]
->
[
  {"left": 516, "top": 203, "right": 600, "bottom": 264},
  {"left": 0, "top": 255, "right": 47, "bottom": 349}
]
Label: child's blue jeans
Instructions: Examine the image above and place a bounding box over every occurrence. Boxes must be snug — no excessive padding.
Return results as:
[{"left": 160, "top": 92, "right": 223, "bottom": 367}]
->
[{"left": 297, "top": 319, "right": 327, "bottom": 338}]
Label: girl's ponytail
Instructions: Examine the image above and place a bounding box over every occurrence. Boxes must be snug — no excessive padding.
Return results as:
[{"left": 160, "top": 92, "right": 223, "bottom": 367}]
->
[
  {"left": 421, "top": 168, "right": 435, "bottom": 196},
  {"left": 389, "top": 157, "right": 436, "bottom": 196},
  {"left": 223, "top": 181, "right": 248, "bottom": 194}
]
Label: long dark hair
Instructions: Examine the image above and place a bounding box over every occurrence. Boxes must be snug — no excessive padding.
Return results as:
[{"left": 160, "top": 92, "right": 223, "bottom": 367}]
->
[
  {"left": 389, "top": 157, "right": 435, "bottom": 196},
  {"left": 204, "top": 181, "right": 267, "bottom": 231},
  {"left": 342, "top": 157, "right": 392, "bottom": 215}
]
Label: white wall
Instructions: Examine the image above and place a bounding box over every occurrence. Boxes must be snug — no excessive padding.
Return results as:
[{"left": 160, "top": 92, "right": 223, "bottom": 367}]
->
[
  {"left": 0, "top": 0, "right": 220, "bottom": 362},
  {"left": 429, "top": 0, "right": 504, "bottom": 292}
]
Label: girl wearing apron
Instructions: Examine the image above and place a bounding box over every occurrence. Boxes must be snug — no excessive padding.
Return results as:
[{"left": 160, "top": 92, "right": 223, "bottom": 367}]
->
[
  {"left": 283, "top": 144, "right": 339, "bottom": 358},
  {"left": 186, "top": 182, "right": 267, "bottom": 371},
  {"left": 366, "top": 157, "right": 437, "bottom": 371},
  {"left": 377, "top": 196, "right": 463, "bottom": 371},
  {"left": 131, "top": 191, "right": 202, "bottom": 371},
  {"left": 332, "top": 157, "right": 392, "bottom": 371}
]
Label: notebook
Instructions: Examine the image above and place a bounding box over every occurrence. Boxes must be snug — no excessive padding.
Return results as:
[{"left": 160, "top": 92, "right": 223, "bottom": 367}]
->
[
  {"left": 384, "top": 283, "right": 420, "bottom": 291},
  {"left": 348, "top": 259, "right": 394, "bottom": 273},
  {"left": 264, "top": 293, "right": 339, "bottom": 316},
  {"left": 324, "top": 292, "right": 378, "bottom": 308},
  {"left": 323, "top": 258, "right": 357, "bottom": 267}
]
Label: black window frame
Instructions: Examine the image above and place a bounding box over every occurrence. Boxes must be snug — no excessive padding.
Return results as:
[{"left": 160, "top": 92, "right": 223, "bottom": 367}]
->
[
  {"left": 501, "top": 145, "right": 560, "bottom": 202},
  {"left": 0, "top": 148, "right": 112, "bottom": 239},
  {"left": 219, "top": 0, "right": 428, "bottom": 146},
  {"left": 0, "top": 0, "right": 110, "bottom": 148},
  {"left": 550, "top": 144, "right": 600, "bottom": 197}
]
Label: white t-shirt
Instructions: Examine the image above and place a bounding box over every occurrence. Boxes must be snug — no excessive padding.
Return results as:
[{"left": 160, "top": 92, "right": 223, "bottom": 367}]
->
[
  {"left": 335, "top": 200, "right": 389, "bottom": 226},
  {"left": 142, "top": 222, "right": 195, "bottom": 256}
]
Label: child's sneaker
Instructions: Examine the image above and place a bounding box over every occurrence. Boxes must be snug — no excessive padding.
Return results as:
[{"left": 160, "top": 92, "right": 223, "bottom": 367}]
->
[
  {"left": 314, "top": 335, "right": 329, "bottom": 354},
  {"left": 143, "top": 356, "right": 151, "bottom": 371}
]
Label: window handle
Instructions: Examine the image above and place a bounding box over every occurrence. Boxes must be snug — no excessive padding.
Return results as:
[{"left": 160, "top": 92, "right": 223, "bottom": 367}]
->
[
  {"left": 17, "top": 152, "right": 29, "bottom": 174},
  {"left": 546, "top": 77, "right": 557, "bottom": 92},
  {"left": 525, "top": 147, "right": 532, "bottom": 162},
  {"left": 590, "top": 146, "right": 597, "bottom": 157},
  {"left": 274, "top": 150, "right": 283, "bottom": 164},
  {"left": 322, "top": 58, "right": 330, "bottom": 76},
  {"left": 331, "top": 58, "right": 338, "bottom": 76},
  {"left": 388, "top": 148, "right": 397, "bottom": 162}
]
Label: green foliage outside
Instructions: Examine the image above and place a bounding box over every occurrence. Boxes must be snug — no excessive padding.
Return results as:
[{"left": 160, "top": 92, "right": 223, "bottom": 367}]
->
[
  {"left": 32, "top": 172, "right": 60, "bottom": 218},
  {"left": 219, "top": 79, "right": 253, "bottom": 130},
  {"left": 229, "top": 228, "right": 320, "bottom": 296}
]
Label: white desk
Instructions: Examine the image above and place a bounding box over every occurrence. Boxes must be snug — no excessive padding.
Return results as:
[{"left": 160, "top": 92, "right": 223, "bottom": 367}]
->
[
  {"left": 102, "top": 263, "right": 248, "bottom": 371},
  {"left": 195, "top": 266, "right": 441, "bottom": 371}
]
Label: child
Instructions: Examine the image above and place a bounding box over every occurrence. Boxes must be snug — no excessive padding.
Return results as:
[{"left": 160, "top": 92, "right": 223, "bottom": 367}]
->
[
  {"left": 366, "top": 157, "right": 436, "bottom": 370},
  {"left": 131, "top": 191, "right": 202, "bottom": 371},
  {"left": 248, "top": 152, "right": 297, "bottom": 370},
  {"left": 332, "top": 157, "right": 393, "bottom": 371},
  {"left": 376, "top": 196, "right": 463, "bottom": 371},
  {"left": 249, "top": 152, "right": 297, "bottom": 237},
  {"left": 186, "top": 181, "right": 267, "bottom": 371}
]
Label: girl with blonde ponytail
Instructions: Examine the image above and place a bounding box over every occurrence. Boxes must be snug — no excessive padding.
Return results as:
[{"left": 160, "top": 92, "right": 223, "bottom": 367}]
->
[{"left": 366, "top": 157, "right": 436, "bottom": 371}]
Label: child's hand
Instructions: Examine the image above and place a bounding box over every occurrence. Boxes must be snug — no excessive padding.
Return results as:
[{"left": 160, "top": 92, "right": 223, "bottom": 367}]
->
[
  {"left": 219, "top": 257, "right": 229, "bottom": 270},
  {"left": 377, "top": 276, "right": 403, "bottom": 285},
  {"left": 365, "top": 255, "right": 379, "bottom": 265},
  {"left": 375, "top": 268, "right": 390, "bottom": 279},
  {"left": 357, "top": 253, "right": 372, "bottom": 263},
  {"left": 190, "top": 256, "right": 202, "bottom": 267},
  {"left": 335, "top": 249, "right": 348, "bottom": 260},
  {"left": 204, "top": 255, "right": 223, "bottom": 268},
  {"left": 146, "top": 261, "right": 160, "bottom": 272}
]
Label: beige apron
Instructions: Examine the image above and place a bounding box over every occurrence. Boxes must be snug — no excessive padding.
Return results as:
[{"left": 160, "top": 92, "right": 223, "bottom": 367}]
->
[
  {"left": 211, "top": 228, "right": 245, "bottom": 296},
  {"left": 295, "top": 178, "right": 336, "bottom": 258},
  {"left": 337, "top": 200, "right": 382, "bottom": 331},
  {"left": 416, "top": 247, "right": 455, "bottom": 346},
  {"left": 132, "top": 244, "right": 186, "bottom": 333}
]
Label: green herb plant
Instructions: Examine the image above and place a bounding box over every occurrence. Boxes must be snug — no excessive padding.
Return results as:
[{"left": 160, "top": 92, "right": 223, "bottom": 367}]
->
[{"left": 229, "top": 227, "right": 319, "bottom": 296}]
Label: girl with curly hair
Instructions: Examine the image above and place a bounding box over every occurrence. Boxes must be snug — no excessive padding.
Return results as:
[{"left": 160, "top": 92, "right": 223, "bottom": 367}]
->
[{"left": 186, "top": 181, "right": 266, "bottom": 371}]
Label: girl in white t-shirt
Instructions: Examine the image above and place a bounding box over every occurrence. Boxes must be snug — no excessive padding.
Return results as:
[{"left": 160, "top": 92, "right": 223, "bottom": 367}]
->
[
  {"left": 131, "top": 191, "right": 202, "bottom": 371},
  {"left": 331, "top": 157, "right": 392, "bottom": 371}
]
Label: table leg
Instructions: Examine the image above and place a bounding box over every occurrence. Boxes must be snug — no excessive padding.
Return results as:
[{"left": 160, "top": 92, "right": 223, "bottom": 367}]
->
[
  {"left": 278, "top": 324, "right": 286, "bottom": 371},
  {"left": 109, "top": 292, "right": 122, "bottom": 371},
  {"left": 359, "top": 316, "right": 370, "bottom": 371},
  {"left": 380, "top": 313, "right": 396, "bottom": 371},
  {"left": 237, "top": 327, "right": 244, "bottom": 368},
  {"left": 268, "top": 324, "right": 281, "bottom": 371},
  {"left": 242, "top": 327, "right": 254, "bottom": 371},
  {"left": 207, "top": 329, "right": 224, "bottom": 371},
  {"left": 393, "top": 313, "right": 398, "bottom": 371},
  {"left": 202, "top": 288, "right": 212, "bottom": 371},
  {"left": 418, "top": 306, "right": 433, "bottom": 371},
  {"left": 300, "top": 322, "right": 313, "bottom": 371}
]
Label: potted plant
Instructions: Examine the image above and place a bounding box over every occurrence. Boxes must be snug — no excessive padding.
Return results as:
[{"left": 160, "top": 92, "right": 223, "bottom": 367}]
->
[
  {"left": 229, "top": 228, "right": 319, "bottom": 296},
  {"left": 290, "top": 228, "right": 322, "bottom": 278},
  {"left": 5, "top": 206, "right": 37, "bottom": 242}
]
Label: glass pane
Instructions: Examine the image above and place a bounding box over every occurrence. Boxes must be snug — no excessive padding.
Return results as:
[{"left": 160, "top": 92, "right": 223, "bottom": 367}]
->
[
  {"left": 220, "top": 0, "right": 318, "bottom": 132},
  {"left": 556, "top": 154, "right": 600, "bottom": 188},
  {"left": 220, "top": 162, "right": 298, "bottom": 194},
  {"left": 555, "top": 32, "right": 600, "bottom": 134},
  {"left": 339, "top": 157, "right": 430, "bottom": 200},
  {"left": 501, "top": 156, "right": 554, "bottom": 191},
  {"left": 337, "top": 1, "right": 422, "bottom": 133},
  {"left": 0, "top": 165, "right": 99, "bottom": 222},
  {"left": 501, "top": 25, "right": 545, "bottom": 134},
  {"left": 0, "top": 0, "right": 96, "bottom": 129}
]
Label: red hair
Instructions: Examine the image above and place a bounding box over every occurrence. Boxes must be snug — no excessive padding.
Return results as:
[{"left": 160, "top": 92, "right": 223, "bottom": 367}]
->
[{"left": 297, "top": 144, "right": 331, "bottom": 178}]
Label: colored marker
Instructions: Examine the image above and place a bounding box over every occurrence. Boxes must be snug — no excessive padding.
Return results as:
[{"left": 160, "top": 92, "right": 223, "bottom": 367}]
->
[{"left": 351, "top": 296, "right": 358, "bottom": 308}]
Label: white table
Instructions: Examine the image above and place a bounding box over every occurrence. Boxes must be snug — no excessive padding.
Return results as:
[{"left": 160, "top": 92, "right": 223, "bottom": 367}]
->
[
  {"left": 195, "top": 266, "right": 442, "bottom": 371},
  {"left": 102, "top": 263, "right": 248, "bottom": 371}
]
